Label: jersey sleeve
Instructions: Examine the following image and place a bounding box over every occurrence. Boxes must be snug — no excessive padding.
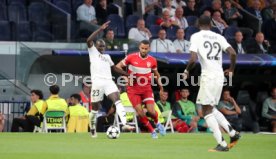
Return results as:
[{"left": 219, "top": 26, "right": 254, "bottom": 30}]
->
[
  {"left": 122, "top": 54, "right": 131, "bottom": 66},
  {"left": 108, "top": 55, "right": 114, "bottom": 66},
  {"left": 220, "top": 36, "right": 231, "bottom": 52},
  {"left": 189, "top": 34, "right": 198, "bottom": 53},
  {"left": 88, "top": 45, "right": 99, "bottom": 55}
]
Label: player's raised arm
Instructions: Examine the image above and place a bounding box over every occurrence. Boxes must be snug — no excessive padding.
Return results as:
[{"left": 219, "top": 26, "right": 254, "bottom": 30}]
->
[
  {"left": 224, "top": 46, "right": 236, "bottom": 76},
  {"left": 183, "top": 51, "right": 198, "bottom": 80},
  {"left": 86, "top": 21, "right": 110, "bottom": 48}
]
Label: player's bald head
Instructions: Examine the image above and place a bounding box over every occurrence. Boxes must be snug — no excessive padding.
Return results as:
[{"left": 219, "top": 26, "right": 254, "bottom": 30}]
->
[
  {"left": 96, "top": 39, "right": 106, "bottom": 53},
  {"left": 96, "top": 39, "right": 105, "bottom": 45},
  {"left": 198, "top": 15, "right": 211, "bottom": 28}
]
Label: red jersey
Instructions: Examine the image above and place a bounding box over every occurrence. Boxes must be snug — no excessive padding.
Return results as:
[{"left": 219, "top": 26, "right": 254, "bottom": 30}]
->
[{"left": 123, "top": 52, "right": 157, "bottom": 90}]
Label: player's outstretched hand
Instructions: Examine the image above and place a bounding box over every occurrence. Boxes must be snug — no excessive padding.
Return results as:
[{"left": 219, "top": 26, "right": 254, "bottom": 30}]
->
[
  {"left": 100, "top": 21, "right": 110, "bottom": 30},
  {"left": 224, "top": 69, "right": 234, "bottom": 77}
]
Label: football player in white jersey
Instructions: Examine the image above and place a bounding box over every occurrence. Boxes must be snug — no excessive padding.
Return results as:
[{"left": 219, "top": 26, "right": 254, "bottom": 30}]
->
[
  {"left": 183, "top": 16, "right": 240, "bottom": 152},
  {"left": 87, "top": 21, "right": 135, "bottom": 137}
]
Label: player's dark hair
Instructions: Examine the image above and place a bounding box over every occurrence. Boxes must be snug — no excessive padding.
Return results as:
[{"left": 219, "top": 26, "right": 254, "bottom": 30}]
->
[
  {"left": 70, "top": 94, "right": 81, "bottom": 102},
  {"left": 140, "top": 40, "right": 150, "bottom": 45},
  {"left": 198, "top": 15, "right": 211, "bottom": 27},
  {"left": 31, "top": 90, "right": 43, "bottom": 99},
  {"left": 49, "top": 85, "right": 60, "bottom": 95}
]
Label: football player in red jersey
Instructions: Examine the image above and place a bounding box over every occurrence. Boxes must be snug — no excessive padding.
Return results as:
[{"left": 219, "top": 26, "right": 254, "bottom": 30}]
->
[{"left": 116, "top": 40, "right": 166, "bottom": 138}]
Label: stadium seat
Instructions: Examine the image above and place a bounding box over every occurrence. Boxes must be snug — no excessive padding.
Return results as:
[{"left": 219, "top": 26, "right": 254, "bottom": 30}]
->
[
  {"left": 186, "top": 16, "right": 198, "bottom": 26},
  {"left": 55, "top": 1, "right": 71, "bottom": 14},
  {"left": 14, "top": 21, "right": 32, "bottom": 41},
  {"left": 185, "top": 26, "right": 199, "bottom": 41},
  {"left": 32, "top": 31, "right": 54, "bottom": 42},
  {"left": 126, "top": 14, "right": 140, "bottom": 32},
  {"left": 7, "top": 0, "right": 27, "bottom": 5},
  {"left": 114, "top": 106, "right": 139, "bottom": 133},
  {"left": 0, "top": 4, "right": 7, "bottom": 21},
  {"left": 161, "top": 110, "right": 174, "bottom": 133},
  {"left": 107, "top": 14, "right": 125, "bottom": 38},
  {"left": 42, "top": 111, "right": 67, "bottom": 133},
  {"left": 223, "top": 26, "right": 239, "bottom": 40},
  {"left": 0, "top": 21, "right": 11, "bottom": 41},
  {"left": 8, "top": 4, "right": 27, "bottom": 22},
  {"left": 28, "top": 2, "right": 48, "bottom": 23},
  {"left": 211, "top": 27, "right": 222, "bottom": 34},
  {"left": 166, "top": 25, "right": 179, "bottom": 41},
  {"left": 52, "top": 23, "right": 67, "bottom": 41},
  {"left": 145, "top": 14, "right": 159, "bottom": 28},
  {"left": 0, "top": 0, "right": 7, "bottom": 5},
  {"left": 149, "top": 25, "right": 161, "bottom": 39}
]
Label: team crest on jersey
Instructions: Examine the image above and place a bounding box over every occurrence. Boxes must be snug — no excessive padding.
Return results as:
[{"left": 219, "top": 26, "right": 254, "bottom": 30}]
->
[{"left": 147, "top": 62, "right": 151, "bottom": 67}]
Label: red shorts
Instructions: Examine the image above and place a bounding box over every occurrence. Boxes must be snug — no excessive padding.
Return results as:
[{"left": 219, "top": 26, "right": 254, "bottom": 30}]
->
[{"left": 127, "top": 86, "right": 155, "bottom": 108}]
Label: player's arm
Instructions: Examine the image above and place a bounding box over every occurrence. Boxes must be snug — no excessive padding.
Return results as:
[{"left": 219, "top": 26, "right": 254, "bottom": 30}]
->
[
  {"left": 111, "top": 65, "right": 128, "bottom": 76},
  {"left": 115, "top": 60, "right": 126, "bottom": 70},
  {"left": 224, "top": 46, "right": 236, "bottom": 76},
  {"left": 183, "top": 51, "right": 197, "bottom": 80},
  {"left": 152, "top": 69, "right": 164, "bottom": 93},
  {"left": 86, "top": 21, "right": 110, "bottom": 48}
]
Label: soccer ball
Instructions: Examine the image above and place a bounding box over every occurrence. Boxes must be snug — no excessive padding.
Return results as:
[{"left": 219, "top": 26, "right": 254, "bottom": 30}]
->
[{"left": 106, "top": 126, "right": 120, "bottom": 139}]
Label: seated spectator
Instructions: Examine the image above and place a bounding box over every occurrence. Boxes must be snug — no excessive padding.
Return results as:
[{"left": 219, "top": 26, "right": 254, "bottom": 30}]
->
[
  {"left": 150, "top": 29, "right": 176, "bottom": 53},
  {"left": 223, "top": 0, "right": 243, "bottom": 26},
  {"left": 95, "top": 0, "right": 113, "bottom": 25},
  {"left": 128, "top": 19, "right": 152, "bottom": 43},
  {"left": 217, "top": 89, "right": 242, "bottom": 132},
  {"left": 0, "top": 112, "right": 4, "bottom": 132},
  {"left": 67, "top": 94, "right": 89, "bottom": 133},
  {"left": 202, "top": 9, "right": 212, "bottom": 17},
  {"left": 173, "top": 28, "right": 191, "bottom": 53},
  {"left": 247, "top": 32, "right": 272, "bottom": 53},
  {"left": 156, "top": 10, "right": 178, "bottom": 29},
  {"left": 170, "top": 7, "right": 189, "bottom": 29},
  {"left": 156, "top": 90, "right": 189, "bottom": 133},
  {"left": 45, "top": 85, "right": 68, "bottom": 114},
  {"left": 172, "top": 0, "right": 186, "bottom": 8},
  {"left": 104, "top": 29, "right": 121, "bottom": 51},
  {"left": 162, "top": 0, "right": 176, "bottom": 17},
  {"left": 229, "top": 31, "right": 248, "bottom": 54},
  {"left": 183, "top": 0, "right": 199, "bottom": 16},
  {"left": 211, "top": 0, "right": 225, "bottom": 16},
  {"left": 247, "top": 0, "right": 264, "bottom": 22},
  {"left": 77, "top": 0, "right": 101, "bottom": 38},
  {"left": 261, "top": 0, "right": 276, "bottom": 22},
  {"left": 79, "top": 82, "right": 92, "bottom": 112},
  {"left": 247, "top": 0, "right": 266, "bottom": 11},
  {"left": 262, "top": 86, "right": 276, "bottom": 132},
  {"left": 11, "top": 90, "right": 46, "bottom": 132},
  {"left": 144, "top": 0, "right": 162, "bottom": 17},
  {"left": 262, "top": 8, "right": 276, "bottom": 44},
  {"left": 174, "top": 88, "right": 206, "bottom": 132},
  {"left": 211, "top": 10, "right": 228, "bottom": 34}
]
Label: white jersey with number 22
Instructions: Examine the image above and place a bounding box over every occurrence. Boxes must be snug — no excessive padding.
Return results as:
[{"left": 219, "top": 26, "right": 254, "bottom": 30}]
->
[{"left": 189, "top": 30, "right": 231, "bottom": 75}]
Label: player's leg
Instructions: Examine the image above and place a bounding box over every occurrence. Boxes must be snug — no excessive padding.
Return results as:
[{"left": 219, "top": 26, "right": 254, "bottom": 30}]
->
[
  {"left": 104, "top": 81, "right": 135, "bottom": 131},
  {"left": 107, "top": 92, "right": 135, "bottom": 131},
  {"left": 203, "top": 105, "right": 229, "bottom": 152},
  {"left": 210, "top": 77, "right": 240, "bottom": 148},
  {"left": 128, "top": 92, "right": 157, "bottom": 138},
  {"left": 89, "top": 81, "right": 104, "bottom": 138},
  {"left": 197, "top": 76, "right": 228, "bottom": 151}
]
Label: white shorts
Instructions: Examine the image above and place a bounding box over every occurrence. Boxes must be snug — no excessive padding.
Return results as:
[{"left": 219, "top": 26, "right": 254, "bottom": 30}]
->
[
  {"left": 196, "top": 73, "right": 224, "bottom": 106},
  {"left": 91, "top": 78, "right": 119, "bottom": 102}
]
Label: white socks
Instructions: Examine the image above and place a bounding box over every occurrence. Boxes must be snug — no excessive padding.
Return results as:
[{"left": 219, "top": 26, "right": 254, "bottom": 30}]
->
[
  {"left": 89, "top": 110, "right": 98, "bottom": 130},
  {"left": 212, "top": 108, "right": 236, "bottom": 137},
  {"left": 205, "top": 114, "right": 227, "bottom": 147},
  {"left": 114, "top": 100, "right": 127, "bottom": 125}
]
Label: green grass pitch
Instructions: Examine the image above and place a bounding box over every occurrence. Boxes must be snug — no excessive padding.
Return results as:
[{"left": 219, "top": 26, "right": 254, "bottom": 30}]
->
[{"left": 0, "top": 133, "right": 275, "bottom": 159}]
